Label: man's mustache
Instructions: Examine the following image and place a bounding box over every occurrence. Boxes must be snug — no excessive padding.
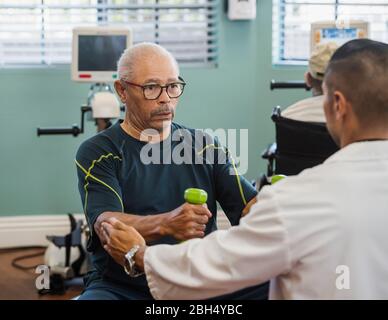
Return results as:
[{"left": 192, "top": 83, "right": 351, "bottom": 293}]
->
[{"left": 150, "top": 105, "right": 175, "bottom": 117}]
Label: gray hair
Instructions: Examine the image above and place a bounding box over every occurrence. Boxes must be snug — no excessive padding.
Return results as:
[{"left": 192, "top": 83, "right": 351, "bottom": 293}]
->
[{"left": 117, "top": 42, "right": 179, "bottom": 81}]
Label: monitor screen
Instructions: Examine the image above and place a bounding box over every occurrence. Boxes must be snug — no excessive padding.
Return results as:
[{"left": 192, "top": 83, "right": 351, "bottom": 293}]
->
[
  {"left": 322, "top": 27, "right": 357, "bottom": 40},
  {"left": 311, "top": 21, "right": 369, "bottom": 54},
  {"left": 78, "top": 35, "right": 127, "bottom": 72}
]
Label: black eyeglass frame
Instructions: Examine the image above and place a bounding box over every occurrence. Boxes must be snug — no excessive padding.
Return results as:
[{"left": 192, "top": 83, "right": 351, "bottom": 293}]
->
[{"left": 121, "top": 76, "right": 186, "bottom": 100}]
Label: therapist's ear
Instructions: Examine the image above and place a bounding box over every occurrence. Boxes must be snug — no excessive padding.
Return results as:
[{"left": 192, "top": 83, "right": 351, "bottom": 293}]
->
[
  {"left": 114, "top": 80, "right": 127, "bottom": 103},
  {"left": 333, "top": 90, "right": 348, "bottom": 121}
]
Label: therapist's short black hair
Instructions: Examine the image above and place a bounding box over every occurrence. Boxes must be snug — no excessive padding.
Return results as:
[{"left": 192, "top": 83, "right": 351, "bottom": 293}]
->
[{"left": 324, "top": 39, "right": 388, "bottom": 126}]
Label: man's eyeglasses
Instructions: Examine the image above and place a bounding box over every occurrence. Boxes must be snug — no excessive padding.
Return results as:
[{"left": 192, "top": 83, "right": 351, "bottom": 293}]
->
[{"left": 121, "top": 76, "right": 186, "bottom": 100}]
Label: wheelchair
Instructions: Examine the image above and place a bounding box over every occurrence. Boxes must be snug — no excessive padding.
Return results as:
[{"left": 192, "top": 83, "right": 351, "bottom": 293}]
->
[{"left": 258, "top": 106, "right": 339, "bottom": 190}]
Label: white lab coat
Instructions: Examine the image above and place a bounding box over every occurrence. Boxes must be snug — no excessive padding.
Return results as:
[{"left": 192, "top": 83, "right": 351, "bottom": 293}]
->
[
  {"left": 144, "top": 141, "right": 388, "bottom": 299},
  {"left": 282, "top": 95, "right": 325, "bottom": 123}
]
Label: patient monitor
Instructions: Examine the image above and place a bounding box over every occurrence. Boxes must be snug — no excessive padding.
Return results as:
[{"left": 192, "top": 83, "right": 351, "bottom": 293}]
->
[
  {"left": 72, "top": 26, "right": 132, "bottom": 83},
  {"left": 72, "top": 26, "right": 132, "bottom": 120},
  {"left": 72, "top": 26, "right": 132, "bottom": 124},
  {"left": 311, "top": 20, "right": 369, "bottom": 53}
]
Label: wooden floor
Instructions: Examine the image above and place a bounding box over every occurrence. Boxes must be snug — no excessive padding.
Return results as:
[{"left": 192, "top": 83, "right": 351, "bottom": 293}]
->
[{"left": 0, "top": 247, "right": 82, "bottom": 300}]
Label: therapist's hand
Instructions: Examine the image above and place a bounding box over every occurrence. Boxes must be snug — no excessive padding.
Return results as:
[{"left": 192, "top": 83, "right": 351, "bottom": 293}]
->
[
  {"left": 95, "top": 211, "right": 127, "bottom": 244},
  {"left": 101, "top": 218, "right": 146, "bottom": 267}
]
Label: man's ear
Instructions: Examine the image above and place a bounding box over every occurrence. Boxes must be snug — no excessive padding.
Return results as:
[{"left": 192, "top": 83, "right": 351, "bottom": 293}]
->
[
  {"left": 333, "top": 90, "right": 348, "bottom": 121},
  {"left": 114, "top": 80, "right": 127, "bottom": 103}
]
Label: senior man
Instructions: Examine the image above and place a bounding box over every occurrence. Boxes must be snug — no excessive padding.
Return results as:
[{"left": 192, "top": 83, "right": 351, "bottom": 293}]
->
[
  {"left": 282, "top": 41, "right": 338, "bottom": 123},
  {"left": 75, "top": 43, "right": 263, "bottom": 300}
]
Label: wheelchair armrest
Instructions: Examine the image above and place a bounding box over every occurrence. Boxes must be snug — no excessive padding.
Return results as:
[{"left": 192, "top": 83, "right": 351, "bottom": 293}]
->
[
  {"left": 271, "top": 106, "right": 282, "bottom": 122},
  {"left": 261, "top": 142, "right": 277, "bottom": 159}
]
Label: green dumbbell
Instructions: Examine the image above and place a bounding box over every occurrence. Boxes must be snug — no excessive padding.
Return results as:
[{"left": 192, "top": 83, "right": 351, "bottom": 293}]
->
[
  {"left": 184, "top": 188, "right": 208, "bottom": 205},
  {"left": 271, "top": 174, "right": 286, "bottom": 185},
  {"left": 181, "top": 188, "right": 208, "bottom": 243}
]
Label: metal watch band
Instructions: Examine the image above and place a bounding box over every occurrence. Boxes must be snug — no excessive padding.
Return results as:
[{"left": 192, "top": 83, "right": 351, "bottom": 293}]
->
[{"left": 124, "top": 245, "right": 144, "bottom": 277}]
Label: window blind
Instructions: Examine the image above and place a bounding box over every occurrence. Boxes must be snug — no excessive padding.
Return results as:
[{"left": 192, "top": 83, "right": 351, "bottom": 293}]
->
[{"left": 0, "top": 0, "right": 218, "bottom": 67}]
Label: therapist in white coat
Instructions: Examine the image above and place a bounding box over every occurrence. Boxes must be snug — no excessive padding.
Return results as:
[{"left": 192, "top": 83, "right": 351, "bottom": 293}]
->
[{"left": 100, "top": 39, "right": 388, "bottom": 300}]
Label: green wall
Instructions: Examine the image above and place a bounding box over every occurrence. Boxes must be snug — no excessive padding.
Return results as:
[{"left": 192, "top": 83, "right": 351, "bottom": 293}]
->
[{"left": 0, "top": 0, "right": 308, "bottom": 216}]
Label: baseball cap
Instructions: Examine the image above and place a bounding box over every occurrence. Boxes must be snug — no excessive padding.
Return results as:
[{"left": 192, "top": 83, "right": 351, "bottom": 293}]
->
[{"left": 309, "top": 42, "right": 339, "bottom": 80}]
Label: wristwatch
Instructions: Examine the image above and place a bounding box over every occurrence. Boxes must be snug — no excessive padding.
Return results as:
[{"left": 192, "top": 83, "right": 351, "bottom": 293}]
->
[{"left": 124, "top": 245, "right": 144, "bottom": 277}]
